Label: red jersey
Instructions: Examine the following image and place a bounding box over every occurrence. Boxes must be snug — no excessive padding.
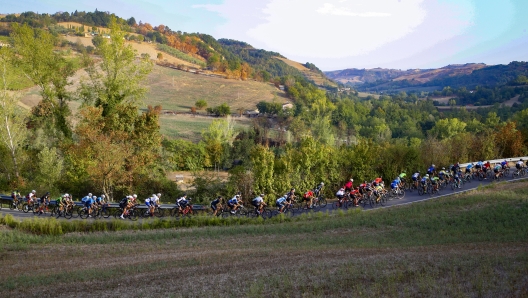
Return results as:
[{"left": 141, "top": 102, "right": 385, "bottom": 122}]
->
[
  {"left": 303, "top": 191, "right": 314, "bottom": 198},
  {"left": 344, "top": 181, "right": 353, "bottom": 189}
]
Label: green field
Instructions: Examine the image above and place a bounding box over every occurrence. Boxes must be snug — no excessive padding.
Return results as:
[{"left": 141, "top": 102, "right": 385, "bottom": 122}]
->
[
  {"left": 144, "top": 65, "right": 287, "bottom": 113},
  {"left": 159, "top": 115, "right": 251, "bottom": 141},
  {"left": 1, "top": 180, "right": 527, "bottom": 296}
]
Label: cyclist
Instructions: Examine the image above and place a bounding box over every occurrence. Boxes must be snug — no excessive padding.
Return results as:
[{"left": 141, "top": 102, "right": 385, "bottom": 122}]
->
[
  {"left": 420, "top": 174, "right": 429, "bottom": 192},
  {"left": 336, "top": 187, "right": 345, "bottom": 206},
  {"left": 11, "top": 190, "right": 21, "bottom": 209},
  {"left": 119, "top": 195, "right": 132, "bottom": 219},
  {"left": 390, "top": 178, "right": 400, "bottom": 191},
  {"left": 151, "top": 194, "right": 160, "bottom": 215},
  {"left": 500, "top": 160, "right": 508, "bottom": 170},
  {"left": 210, "top": 196, "right": 222, "bottom": 216},
  {"left": 63, "top": 194, "right": 74, "bottom": 212},
  {"left": 27, "top": 190, "right": 37, "bottom": 207},
  {"left": 251, "top": 194, "right": 266, "bottom": 214},
  {"left": 438, "top": 167, "right": 447, "bottom": 181},
  {"left": 430, "top": 176, "right": 440, "bottom": 192},
  {"left": 344, "top": 179, "right": 353, "bottom": 192},
  {"left": 227, "top": 194, "right": 242, "bottom": 214},
  {"left": 302, "top": 189, "right": 315, "bottom": 209},
  {"left": 427, "top": 164, "right": 436, "bottom": 176},
  {"left": 85, "top": 195, "right": 96, "bottom": 217},
  {"left": 451, "top": 163, "right": 460, "bottom": 177},
  {"left": 483, "top": 161, "right": 491, "bottom": 174},
  {"left": 40, "top": 192, "right": 51, "bottom": 214},
  {"left": 145, "top": 195, "right": 153, "bottom": 215},
  {"left": 465, "top": 163, "right": 474, "bottom": 174},
  {"left": 350, "top": 187, "right": 360, "bottom": 206},
  {"left": 276, "top": 195, "right": 287, "bottom": 213},
  {"left": 516, "top": 159, "right": 525, "bottom": 171},
  {"left": 177, "top": 194, "right": 189, "bottom": 213},
  {"left": 96, "top": 194, "right": 107, "bottom": 213},
  {"left": 398, "top": 172, "right": 406, "bottom": 188},
  {"left": 411, "top": 172, "right": 420, "bottom": 189},
  {"left": 493, "top": 163, "right": 502, "bottom": 179},
  {"left": 285, "top": 188, "right": 296, "bottom": 201},
  {"left": 313, "top": 182, "right": 324, "bottom": 198}
]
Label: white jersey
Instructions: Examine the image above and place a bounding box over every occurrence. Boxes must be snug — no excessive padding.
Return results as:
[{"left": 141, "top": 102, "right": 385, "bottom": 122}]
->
[
  {"left": 151, "top": 196, "right": 159, "bottom": 204},
  {"left": 336, "top": 189, "right": 345, "bottom": 196},
  {"left": 517, "top": 161, "right": 524, "bottom": 167},
  {"left": 252, "top": 196, "right": 263, "bottom": 204},
  {"left": 177, "top": 197, "right": 187, "bottom": 203}
]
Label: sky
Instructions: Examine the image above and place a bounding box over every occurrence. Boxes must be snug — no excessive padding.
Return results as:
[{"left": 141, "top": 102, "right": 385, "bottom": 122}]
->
[{"left": 1, "top": 0, "right": 527, "bottom": 71}]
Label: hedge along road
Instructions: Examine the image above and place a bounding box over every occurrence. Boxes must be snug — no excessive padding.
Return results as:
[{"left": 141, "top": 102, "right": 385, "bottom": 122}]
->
[{"left": 1, "top": 166, "right": 527, "bottom": 221}]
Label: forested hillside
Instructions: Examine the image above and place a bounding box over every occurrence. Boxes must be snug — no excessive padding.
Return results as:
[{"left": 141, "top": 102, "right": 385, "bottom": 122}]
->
[{"left": 0, "top": 10, "right": 329, "bottom": 86}]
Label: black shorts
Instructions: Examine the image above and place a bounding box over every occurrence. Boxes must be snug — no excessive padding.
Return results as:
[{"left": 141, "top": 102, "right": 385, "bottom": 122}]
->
[{"left": 251, "top": 201, "right": 260, "bottom": 208}]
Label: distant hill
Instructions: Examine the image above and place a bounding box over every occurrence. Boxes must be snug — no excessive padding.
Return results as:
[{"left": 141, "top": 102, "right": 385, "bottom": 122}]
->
[{"left": 325, "top": 63, "right": 487, "bottom": 87}]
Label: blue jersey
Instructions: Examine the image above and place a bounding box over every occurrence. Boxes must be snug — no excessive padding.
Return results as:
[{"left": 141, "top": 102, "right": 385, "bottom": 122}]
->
[
  {"left": 81, "top": 196, "right": 90, "bottom": 203},
  {"left": 276, "top": 197, "right": 286, "bottom": 204},
  {"left": 96, "top": 197, "right": 103, "bottom": 203},
  {"left": 466, "top": 164, "right": 473, "bottom": 170},
  {"left": 477, "top": 161, "right": 483, "bottom": 167},
  {"left": 228, "top": 198, "right": 238, "bottom": 205},
  {"left": 428, "top": 166, "right": 435, "bottom": 173},
  {"left": 412, "top": 173, "right": 420, "bottom": 178},
  {"left": 501, "top": 161, "right": 507, "bottom": 167}
]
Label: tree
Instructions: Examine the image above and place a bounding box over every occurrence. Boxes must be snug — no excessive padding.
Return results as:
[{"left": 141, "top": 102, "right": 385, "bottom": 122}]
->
[
  {"left": 79, "top": 17, "right": 153, "bottom": 117},
  {"left": 429, "top": 118, "right": 466, "bottom": 139},
  {"left": 494, "top": 122, "right": 525, "bottom": 158},
  {"left": 0, "top": 48, "right": 28, "bottom": 185},
  {"left": 11, "top": 23, "right": 76, "bottom": 139},
  {"left": 201, "top": 116, "right": 237, "bottom": 171},
  {"left": 35, "top": 147, "right": 63, "bottom": 193},
  {"left": 195, "top": 99, "right": 207, "bottom": 110}
]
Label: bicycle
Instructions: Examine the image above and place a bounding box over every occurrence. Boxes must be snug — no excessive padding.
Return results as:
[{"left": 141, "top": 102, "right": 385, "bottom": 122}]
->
[
  {"left": 114, "top": 205, "right": 140, "bottom": 221},
  {"left": 9, "top": 196, "right": 23, "bottom": 211},
  {"left": 272, "top": 202, "right": 296, "bottom": 216},
  {"left": 172, "top": 204, "right": 195, "bottom": 218},
  {"left": 332, "top": 194, "right": 350, "bottom": 209},
  {"left": 250, "top": 204, "right": 271, "bottom": 219},
  {"left": 221, "top": 205, "right": 247, "bottom": 218},
  {"left": 390, "top": 186, "right": 405, "bottom": 200}
]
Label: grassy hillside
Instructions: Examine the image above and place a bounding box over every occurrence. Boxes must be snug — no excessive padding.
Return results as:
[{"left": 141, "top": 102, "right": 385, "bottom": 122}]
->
[
  {"left": 0, "top": 180, "right": 527, "bottom": 296},
  {"left": 275, "top": 57, "right": 336, "bottom": 87},
  {"left": 144, "top": 64, "right": 287, "bottom": 112}
]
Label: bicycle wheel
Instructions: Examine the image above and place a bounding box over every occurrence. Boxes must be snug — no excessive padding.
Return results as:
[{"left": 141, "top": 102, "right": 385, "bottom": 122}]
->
[
  {"left": 129, "top": 209, "right": 139, "bottom": 221},
  {"left": 64, "top": 208, "right": 73, "bottom": 219},
  {"left": 260, "top": 207, "right": 272, "bottom": 219},
  {"left": 318, "top": 197, "right": 327, "bottom": 208},
  {"left": 379, "top": 195, "right": 386, "bottom": 206},
  {"left": 504, "top": 168, "right": 510, "bottom": 177},
  {"left": 478, "top": 172, "right": 484, "bottom": 181},
  {"left": 154, "top": 208, "right": 164, "bottom": 218},
  {"left": 418, "top": 186, "right": 424, "bottom": 196},
  {"left": 397, "top": 189, "right": 405, "bottom": 199},
  {"left": 101, "top": 208, "right": 111, "bottom": 218},
  {"left": 79, "top": 209, "right": 89, "bottom": 219},
  {"left": 332, "top": 201, "right": 341, "bottom": 209}
]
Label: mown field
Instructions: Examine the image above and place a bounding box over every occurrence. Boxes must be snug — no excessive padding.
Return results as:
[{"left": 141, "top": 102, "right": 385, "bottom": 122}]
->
[
  {"left": 144, "top": 65, "right": 287, "bottom": 113},
  {"left": 1, "top": 181, "right": 527, "bottom": 297}
]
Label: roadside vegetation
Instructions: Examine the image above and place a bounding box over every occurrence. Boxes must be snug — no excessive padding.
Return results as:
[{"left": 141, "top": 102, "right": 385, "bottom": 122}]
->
[{"left": 0, "top": 180, "right": 526, "bottom": 296}]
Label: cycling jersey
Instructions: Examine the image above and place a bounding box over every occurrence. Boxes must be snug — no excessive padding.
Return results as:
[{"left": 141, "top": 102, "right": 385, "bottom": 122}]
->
[
  {"left": 228, "top": 198, "right": 238, "bottom": 206},
  {"left": 276, "top": 197, "right": 286, "bottom": 205},
  {"left": 336, "top": 189, "right": 345, "bottom": 197},
  {"left": 412, "top": 173, "right": 420, "bottom": 181},
  {"left": 390, "top": 181, "right": 398, "bottom": 189},
  {"left": 252, "top": 196, "right": 263, "bottom": 207},
  {"left": 427, "top": 166, "right": 435, "bottom": 174}
]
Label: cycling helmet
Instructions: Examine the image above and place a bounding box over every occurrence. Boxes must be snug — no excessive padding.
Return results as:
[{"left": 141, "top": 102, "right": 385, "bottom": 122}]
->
[
  {"left": 32, "top": 190, "right": 36, "bottom": 193},
  {"left": 88, "top": 193, "right": 92, "bottom": 197},
  {"left": 442, "top": 167, "right": 445, "bottom": 170},
  {"left": 101, "top": 195, "right": 105, "bottom": 199},
  {"left": 157, "top": 193, "right": 161, "bottom": 197},
  {"left": 260, "top": 193, "right": 265, "bottom": 197},
  {"left": 290, "top": 188, "right": 295, "bottom": 191},
  {"left": 432, "top": 164, "right": 435, "bottom": 167},
  {"left": 425, "top": 174, "right": 430, "bottom": 177},
  {"left": 133, "top": 194, "right": 137, "bottom": 198},
  {"left": 92, "top": 196, "right": 97, "bottom": 199},
  {"left": 350, "top": 179, "right": 354, "bottom": 182},
  {"left": 235, "top": 195, "right": 240, "bottom": 198}
]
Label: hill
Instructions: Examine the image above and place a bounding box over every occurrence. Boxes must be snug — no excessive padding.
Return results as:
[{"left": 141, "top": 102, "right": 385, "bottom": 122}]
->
[{"left": 325, "top": 63, "right": 487, "bottom": 87}]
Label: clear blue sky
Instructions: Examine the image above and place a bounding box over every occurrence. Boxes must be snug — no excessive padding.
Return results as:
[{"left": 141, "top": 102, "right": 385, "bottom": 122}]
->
[{"left": 1, "top": 0, "right": 527, "bottom": 71}]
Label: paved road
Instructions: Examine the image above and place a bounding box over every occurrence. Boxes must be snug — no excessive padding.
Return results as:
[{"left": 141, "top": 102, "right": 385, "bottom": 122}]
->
[{"left": 1, "top": 168, "right": 526, "bottom": 220}]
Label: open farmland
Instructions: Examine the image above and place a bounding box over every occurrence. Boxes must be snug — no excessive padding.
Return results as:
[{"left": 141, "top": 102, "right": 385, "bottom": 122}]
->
[
  {"left": 144, "top": 65, "right": 287, "bottom": 113},
  {"left": 0, "top": 180, "right": 527, "bottom": 297},
  {"left": 159, "top": 114, "right": 252, "bottom": 141}
]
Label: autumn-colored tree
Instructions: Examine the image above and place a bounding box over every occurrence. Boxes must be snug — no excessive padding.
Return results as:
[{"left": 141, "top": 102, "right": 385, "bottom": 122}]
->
[{"left": 494, "top": 122, "right": 525, "bottom": 158}]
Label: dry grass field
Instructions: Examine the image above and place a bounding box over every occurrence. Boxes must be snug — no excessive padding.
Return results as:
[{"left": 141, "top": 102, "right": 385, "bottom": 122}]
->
[
  {"left": 0, "top": 180, "right": 527, "bottom": 297},
  {"left": 144, "top": 65, "right": 287, "bottom": 113},
  {"left": 274, "top": 57, "right": 337, "bottom": 87}
]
